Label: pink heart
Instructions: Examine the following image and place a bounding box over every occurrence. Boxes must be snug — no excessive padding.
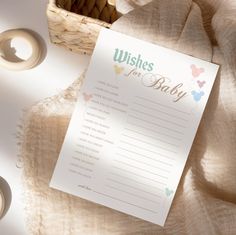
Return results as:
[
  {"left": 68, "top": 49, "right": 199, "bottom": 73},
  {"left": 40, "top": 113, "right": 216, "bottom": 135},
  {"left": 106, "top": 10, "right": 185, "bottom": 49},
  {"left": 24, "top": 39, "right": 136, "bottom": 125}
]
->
[
  {"left": 197, "top": 80, "right": 206, "bottom": 88},
  {"left": 191, "top": 64, "right": 205, "bottom": 78},
  {"left": 83, "top": 92, "right": 93, "bottom": 102}
]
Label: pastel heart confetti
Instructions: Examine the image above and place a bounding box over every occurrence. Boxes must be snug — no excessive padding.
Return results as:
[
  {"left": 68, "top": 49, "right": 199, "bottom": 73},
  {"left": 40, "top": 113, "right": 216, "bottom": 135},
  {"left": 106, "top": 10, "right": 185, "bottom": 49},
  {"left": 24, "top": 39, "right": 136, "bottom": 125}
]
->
[
  {"left": 191, "top": 90, "right": 205, "bottom": 102},
  {"left": 197, "top": 80, "right": 206, "bottom": 88},
  {"left": 165, "top": 187, "right": 174, "bottom": 197},
  {"left": 114, "top": 64, "right": 124, "bottom": 75},
  {"left": 83, "top": 92, "right": 93, "bottom": 102},
  {"left": 191, "top": 64, "right": 204, "bottom": 78}
]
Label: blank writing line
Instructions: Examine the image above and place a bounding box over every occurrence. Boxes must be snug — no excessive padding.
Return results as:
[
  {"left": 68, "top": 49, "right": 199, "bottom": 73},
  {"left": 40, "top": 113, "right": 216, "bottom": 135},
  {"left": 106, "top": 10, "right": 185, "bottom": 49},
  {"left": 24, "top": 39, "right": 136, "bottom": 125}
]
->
[
  {"left": 112, "top": 166, "right": 167, "bottom": 185},
  {"left": 107, "top": 178, "right": 161, "bottom": 198},
  {"left": 122, "top": 133, "right": 178, "bottom": 152},
  {"left": 118, "top": 146, "right": 173, "bottom": 166},
  {"left": 130, "top": 108, "right": 186, "bottom": 128},
  {"left": 134, "top": 102, "right": 188, "bottom": 122},
  {"left": 109, "top": 171, "right": 165, "bottom": 188},
  {"left": 135, "top": 96, "right": 191, "bottom": 115},
  {"left": 116, "top": 153, "right": 169, "bottom": 172},
  {"left": 128, "top": 114, "right": 183, "bottom": 135},
  {"left": 124, "top": 128, "right": 179, "bottom": 146},
  {"left": 127, "top": 122, "right": 182, "bottom": 141},
  {"left": 93, "top": 190, "right": 158, "bottom": 213},
  {"left": 114, "top": 159, "right": 168, "bottom": 179},
  {"left": 106, "top": 184, "right": 159, "bottom": 204},
  {"left": 120, "top": 141, "right": 174, "bottom": 163}
]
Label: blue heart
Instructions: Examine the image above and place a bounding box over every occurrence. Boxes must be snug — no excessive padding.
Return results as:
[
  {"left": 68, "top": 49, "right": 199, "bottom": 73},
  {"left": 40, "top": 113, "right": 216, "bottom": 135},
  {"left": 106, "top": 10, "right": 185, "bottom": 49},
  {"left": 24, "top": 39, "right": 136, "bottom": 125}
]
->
[
  {"left": 191, "top": 90, "right": 205, "bottom": 102},
  {"left": 165, "top": 187, "right": 174, "bottom": 197}
]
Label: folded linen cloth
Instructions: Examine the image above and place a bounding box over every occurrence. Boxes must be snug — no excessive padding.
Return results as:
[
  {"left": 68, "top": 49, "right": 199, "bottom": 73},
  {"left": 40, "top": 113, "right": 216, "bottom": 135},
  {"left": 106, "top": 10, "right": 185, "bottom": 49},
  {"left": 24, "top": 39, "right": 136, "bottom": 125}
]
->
[
  {"left": 20, "top": 0, "right": 236, "bottom": 234},
  {"left": 115, "top": 0, "right": 152, "bottom": 14}
]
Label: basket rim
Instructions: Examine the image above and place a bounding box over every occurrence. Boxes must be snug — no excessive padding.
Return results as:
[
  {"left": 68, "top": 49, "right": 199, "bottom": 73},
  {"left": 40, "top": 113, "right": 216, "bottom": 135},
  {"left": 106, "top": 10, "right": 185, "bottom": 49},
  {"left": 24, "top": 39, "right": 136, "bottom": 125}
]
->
[{"left": 47, "top": 0, "right": 111, "bottom": 28}]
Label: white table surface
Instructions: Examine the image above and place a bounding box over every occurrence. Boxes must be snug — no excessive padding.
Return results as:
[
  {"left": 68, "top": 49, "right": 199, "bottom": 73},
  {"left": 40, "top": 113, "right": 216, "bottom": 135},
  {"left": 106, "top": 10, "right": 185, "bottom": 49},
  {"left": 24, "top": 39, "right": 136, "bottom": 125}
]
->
[{"left": 0, "top": 0, "right": 90, "bottom": 234}]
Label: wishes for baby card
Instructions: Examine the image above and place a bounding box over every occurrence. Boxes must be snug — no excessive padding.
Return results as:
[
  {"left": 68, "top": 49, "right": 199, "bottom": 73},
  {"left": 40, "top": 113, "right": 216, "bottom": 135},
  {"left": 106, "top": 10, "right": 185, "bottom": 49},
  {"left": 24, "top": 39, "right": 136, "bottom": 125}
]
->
[{"left": 50, "top": 28, "right": 219, "bottom": 226}]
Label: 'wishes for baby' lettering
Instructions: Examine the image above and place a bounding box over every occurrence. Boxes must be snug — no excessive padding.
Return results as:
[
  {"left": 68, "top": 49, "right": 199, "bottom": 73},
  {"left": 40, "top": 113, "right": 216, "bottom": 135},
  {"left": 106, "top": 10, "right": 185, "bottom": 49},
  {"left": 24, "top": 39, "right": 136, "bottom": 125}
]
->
[
  {"left": 125, "top": 68, "right": 187, "bottom": 102},
  {"left": 141, "top": 73, "right": 187, "bottom": 102}
]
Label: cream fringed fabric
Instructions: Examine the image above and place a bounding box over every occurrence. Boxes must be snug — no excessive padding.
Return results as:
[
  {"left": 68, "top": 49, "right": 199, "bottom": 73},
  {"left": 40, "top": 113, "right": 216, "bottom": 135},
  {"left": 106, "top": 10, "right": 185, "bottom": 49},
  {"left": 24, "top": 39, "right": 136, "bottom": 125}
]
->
[{"left": 21, "top": 0, "right": 236, "bottom": 234}]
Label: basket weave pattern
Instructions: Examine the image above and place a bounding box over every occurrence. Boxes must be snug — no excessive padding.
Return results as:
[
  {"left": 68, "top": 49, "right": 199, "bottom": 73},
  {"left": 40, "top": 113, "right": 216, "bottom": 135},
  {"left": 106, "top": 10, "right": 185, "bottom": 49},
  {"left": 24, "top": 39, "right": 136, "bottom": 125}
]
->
[
  {"left": 70, "top": 0, "right": 118, "bottom": 23},
  {"left": 47, "top": 0, "right": 119, "bottom": 55}
]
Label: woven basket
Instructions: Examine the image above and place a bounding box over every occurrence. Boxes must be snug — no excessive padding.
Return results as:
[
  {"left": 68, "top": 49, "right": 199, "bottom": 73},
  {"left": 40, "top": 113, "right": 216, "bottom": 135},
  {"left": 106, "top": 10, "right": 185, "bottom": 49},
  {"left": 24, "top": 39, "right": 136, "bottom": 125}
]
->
[{"left": 47, "top": 0, "right": 120, "bottom": 55}]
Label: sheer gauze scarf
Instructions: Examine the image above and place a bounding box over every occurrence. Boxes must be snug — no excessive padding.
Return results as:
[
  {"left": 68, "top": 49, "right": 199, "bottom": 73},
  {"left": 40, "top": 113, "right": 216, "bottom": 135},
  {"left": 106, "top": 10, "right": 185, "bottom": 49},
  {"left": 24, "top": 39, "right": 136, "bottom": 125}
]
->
[{"left": 20, "top": 0, "right": 236, "bottom": 234}]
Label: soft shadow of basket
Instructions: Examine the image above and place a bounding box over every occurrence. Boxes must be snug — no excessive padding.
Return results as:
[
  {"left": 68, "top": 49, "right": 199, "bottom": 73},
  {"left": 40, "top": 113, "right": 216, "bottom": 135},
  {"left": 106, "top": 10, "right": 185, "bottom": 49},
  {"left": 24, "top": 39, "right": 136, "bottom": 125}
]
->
[{"left": 47, "top": 0, "right": 120, "bottom": 55}]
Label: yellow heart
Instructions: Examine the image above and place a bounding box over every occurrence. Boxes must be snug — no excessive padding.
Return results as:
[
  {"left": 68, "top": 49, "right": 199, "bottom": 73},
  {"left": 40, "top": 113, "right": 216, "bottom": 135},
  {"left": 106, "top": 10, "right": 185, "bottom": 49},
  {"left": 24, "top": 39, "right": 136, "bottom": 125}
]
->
[{"left": 114, "top": 64, "right": 124, "bottom": 75}]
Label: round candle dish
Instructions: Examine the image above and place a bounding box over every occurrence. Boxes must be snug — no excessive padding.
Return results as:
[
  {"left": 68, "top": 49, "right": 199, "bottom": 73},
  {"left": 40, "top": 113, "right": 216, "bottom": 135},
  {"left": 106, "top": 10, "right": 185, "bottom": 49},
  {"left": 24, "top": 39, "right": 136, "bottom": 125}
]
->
[
  {"left": 0, "top": 189, "right": 5, "bottom": 218},
  {"left": 0, "top": 29, "right": 42, "bottom": 71}
]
